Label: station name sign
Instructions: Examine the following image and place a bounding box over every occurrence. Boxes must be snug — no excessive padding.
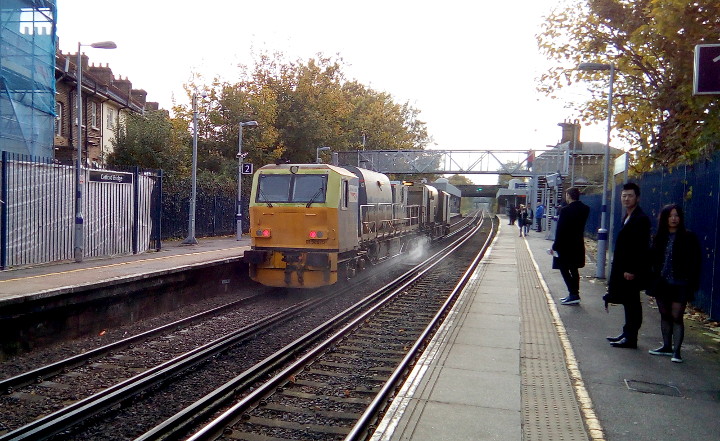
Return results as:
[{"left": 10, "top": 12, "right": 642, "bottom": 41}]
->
[{"left": 88, "top": 170, "right": 133, "bottom": 184}]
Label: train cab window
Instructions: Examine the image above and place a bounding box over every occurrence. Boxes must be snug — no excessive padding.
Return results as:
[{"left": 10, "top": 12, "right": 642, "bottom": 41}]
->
[
  {"left": 258, "top": 174, "right": 292, "bottom": 202},
  {"left": 292, "top": 174, "right": 328, "bottom": 203},
  {"left": 342, "top": 180, "right": 349, "bottom": 209},
  {"left": 258, "top": 173, "right": 328, "bottom": 203}
]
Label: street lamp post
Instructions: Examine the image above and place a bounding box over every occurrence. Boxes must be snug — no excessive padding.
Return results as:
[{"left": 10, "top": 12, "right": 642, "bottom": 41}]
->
[
  {"left": 182, "top": 91, "right": 206, "bottom": 245},
  {"left": 74, "top": 41, "right": 116, "bottom": 263},
  {"left": 316, "top": 146, "right": 331, "bottom": 163},
  {"left": 578, "top": 62, "right": 615, "bottom": 278},
  {"left": 236, "top": 121, "right": 258, "bottom": 240}
]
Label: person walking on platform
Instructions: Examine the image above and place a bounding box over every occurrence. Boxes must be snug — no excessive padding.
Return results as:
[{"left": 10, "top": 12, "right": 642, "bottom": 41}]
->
[
  {"left": 517, "top": 205, "right": 530, "bottom": 236},
  {"left": 535, "top": 204, "right": 545, "bottom": 232},
  {"left": 551, "top": 187, "right": 589, "bottom": 305},
  {"left": 647, "top": 204, "right": 701, "bottom": 363},
  {"left": 604, "top": 182, "right": 651, "bottom": 349}
]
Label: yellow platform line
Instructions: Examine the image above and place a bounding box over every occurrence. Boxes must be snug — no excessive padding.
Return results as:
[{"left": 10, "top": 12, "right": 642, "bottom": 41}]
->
[{"left": 0, "top": 247, "right": 242, "bottom": 284}]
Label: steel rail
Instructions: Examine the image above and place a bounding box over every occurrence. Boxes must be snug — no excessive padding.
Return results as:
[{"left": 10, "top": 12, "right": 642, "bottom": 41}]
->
[
  {"left": 181, "top": 216, "right": 486, "bottom": 441},
  {"left": 345, "top": 214, "right": 496, "bottom": 440},
  {"left": 0, "top": 295, "right": 264, "bottom": 394},
  {"left": 0, "top": 293, "right": 333, "bottom": 441}
]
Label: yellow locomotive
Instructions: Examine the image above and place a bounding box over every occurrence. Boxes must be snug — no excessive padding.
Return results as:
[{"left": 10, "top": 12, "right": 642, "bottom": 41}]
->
[{"left": 243, "top": 164, "right": 450, "bottom": 288}]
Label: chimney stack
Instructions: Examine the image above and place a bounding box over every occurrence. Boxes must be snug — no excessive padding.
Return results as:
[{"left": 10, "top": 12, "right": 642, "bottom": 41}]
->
[{"left": 557, "top": 119, "right": 582, "bottom": 150}]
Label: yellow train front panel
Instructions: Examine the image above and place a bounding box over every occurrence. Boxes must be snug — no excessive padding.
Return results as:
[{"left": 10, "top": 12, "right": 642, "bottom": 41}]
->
[{"left": 246, "top": 206, "right": 340, "bottom": 288}]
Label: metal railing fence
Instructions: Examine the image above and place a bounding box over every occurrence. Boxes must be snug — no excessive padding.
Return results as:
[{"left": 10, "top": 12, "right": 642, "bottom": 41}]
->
[{"left": 0, "top": 151, "right": 161, "bottom": 269}]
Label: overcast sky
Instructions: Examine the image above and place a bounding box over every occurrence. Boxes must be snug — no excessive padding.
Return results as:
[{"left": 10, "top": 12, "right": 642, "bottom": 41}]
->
[{"left": 56, "top": 0, "right": 603, "bottom": 162}]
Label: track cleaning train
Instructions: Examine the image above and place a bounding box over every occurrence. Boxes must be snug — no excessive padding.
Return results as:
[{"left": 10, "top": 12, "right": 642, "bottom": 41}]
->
[{"left": 243, "top": 164, "right": 452, "bottom": 288}]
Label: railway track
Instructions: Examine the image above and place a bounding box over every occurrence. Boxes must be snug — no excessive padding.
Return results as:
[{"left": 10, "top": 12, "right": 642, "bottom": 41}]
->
[
  {"left": 0, "top": 213, "right": 488, "bottom": 441},
  {"left": 162, "top": 215, "right": 495, "bottom": 441}
]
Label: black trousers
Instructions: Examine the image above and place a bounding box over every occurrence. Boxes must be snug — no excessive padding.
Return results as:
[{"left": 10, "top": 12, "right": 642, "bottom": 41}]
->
[
  {"left": 559, "top": 266, "right": 580, "bottom": 296},
  {"left": 622, "top": 291, "right": 642, "bottom": 343}
]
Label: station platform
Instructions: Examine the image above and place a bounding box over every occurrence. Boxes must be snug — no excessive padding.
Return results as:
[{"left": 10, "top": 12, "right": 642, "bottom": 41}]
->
[
  {"left": 1, "top": 221, "right": 719, "bottom": 441},
  {"left": 0, "top": 237, "right": 250, "bottom": 306},
  {"left": 372, "top": 219, "right": 720, "bottom": 441}
]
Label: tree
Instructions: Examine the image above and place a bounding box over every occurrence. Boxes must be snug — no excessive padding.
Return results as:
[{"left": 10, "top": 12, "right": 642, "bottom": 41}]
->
[
  {"left": 537, "top": 0, "right": 720, "bottom": 170},
  {"left": 496, "top": 161, "right": 522, "bottom": 187},
  {"left": 447, "top": 174, "right": 474, "bottom": 186},
  {"left": 109, "top": 110, "right": 189, "bottom": 178},
  {"left": 173, "top": 52, "right": 431, "bottom": 180}
]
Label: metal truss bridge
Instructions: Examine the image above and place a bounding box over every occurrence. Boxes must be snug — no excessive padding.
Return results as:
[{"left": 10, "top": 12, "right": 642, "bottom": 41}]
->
[{"left": 333, "top": 149, "right": 569, "bottom": 177}]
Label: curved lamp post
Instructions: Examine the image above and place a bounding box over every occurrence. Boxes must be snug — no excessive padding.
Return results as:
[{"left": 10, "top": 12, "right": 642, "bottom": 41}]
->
[
  {"left": 236, "top": 120, "right": 258, "bottom": 240},
  {"left": 75, "top": 41, "right": 116, "bottom": 262},
  {"left": 578, "top": 62, "right": 615, "bottom": 278},
  {"left": 316, "top": 146, "right": 331, "bottom": 163}
]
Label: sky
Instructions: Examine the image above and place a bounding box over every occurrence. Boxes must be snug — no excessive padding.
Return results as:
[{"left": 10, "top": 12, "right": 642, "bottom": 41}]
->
[{"left": 55, "top": 0, "right": 606, "bottom": 174}]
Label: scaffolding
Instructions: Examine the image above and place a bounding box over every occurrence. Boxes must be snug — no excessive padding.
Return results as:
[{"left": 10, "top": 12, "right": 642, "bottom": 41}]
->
[{"left": 0, "top": 0, "right": 57, "bottom": 157}]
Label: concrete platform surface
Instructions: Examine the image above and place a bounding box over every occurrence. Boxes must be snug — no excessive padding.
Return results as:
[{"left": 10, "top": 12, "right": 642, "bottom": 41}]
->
[
  {"left": 372, "top": 218, "right": 720, "bottom": 441},
  {"left": 0, "top": 236, "right": 249, "bottom": 303}
]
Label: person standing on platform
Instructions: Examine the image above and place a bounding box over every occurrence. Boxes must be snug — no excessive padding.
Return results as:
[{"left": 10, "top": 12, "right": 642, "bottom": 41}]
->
[
  {"left": 535, "top": 204, "right": 545, "bottom": 232},
  {"left": 604, "top": 182, "right": 651, "bottom": 349},
  {"left": 551, "top": 188, "right": 590, "bottom": 305},
  {"left": 524, "top": 206, "right": 533, "bottom": 236},
  {"left": 508, "top": 205, "right": 517, "bottom": 225},
  {"left": 647, "top": 204, "right": 701, "bottom": 363}
]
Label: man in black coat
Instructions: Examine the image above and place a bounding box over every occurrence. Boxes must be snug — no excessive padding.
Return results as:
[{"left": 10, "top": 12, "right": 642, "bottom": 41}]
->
[
  {"left": 604, "top": 182, "right": 651, "bottom": 349},
  {"left": 552, "top": 187, "right": 590, "bottom": 305}
]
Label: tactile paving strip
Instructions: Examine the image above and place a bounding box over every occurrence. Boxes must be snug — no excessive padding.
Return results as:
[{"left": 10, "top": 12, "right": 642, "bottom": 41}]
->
[{"left": 517, "top": 235, "right": 590, "bottom": 441}]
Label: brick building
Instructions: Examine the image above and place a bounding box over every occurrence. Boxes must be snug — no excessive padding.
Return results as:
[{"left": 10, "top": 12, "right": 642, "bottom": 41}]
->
[{"left": 54, "top": 50, "right": 158, "bottom": 166}]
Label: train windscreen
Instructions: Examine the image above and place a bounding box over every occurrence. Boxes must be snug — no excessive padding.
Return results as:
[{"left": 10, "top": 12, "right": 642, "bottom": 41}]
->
[{"left": 257, "top": 173, "right": 328, "bottom": 203}]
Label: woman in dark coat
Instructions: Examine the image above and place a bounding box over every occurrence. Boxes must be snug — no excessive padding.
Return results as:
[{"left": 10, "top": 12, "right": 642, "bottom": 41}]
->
[{"left": 647, "top": 204, "right": 701, "bottom": 363}]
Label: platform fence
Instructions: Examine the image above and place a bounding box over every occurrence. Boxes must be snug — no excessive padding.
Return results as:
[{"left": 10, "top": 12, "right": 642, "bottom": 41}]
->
[{"left": 0, "top": 151, "right": 161, "bottom": 269}]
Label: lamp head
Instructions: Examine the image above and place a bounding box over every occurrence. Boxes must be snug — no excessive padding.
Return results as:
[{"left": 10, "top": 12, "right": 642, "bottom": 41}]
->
[
  {"left": 89, "top": 41, "right": 117, "bottom": 49},
  {"left": 241, "top": 121, "right": 258, "bottom": 127},
  {"left": 578, "top": 62, "right": 612, "bottom": 71}
]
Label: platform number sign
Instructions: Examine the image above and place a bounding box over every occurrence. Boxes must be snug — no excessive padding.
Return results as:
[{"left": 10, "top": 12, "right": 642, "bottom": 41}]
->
[
  {"left": 242, "top": 163, "right": 254, "bottom": 175},
  {"left": 694, "top": 44, "right": 720, "bottom": 95}
]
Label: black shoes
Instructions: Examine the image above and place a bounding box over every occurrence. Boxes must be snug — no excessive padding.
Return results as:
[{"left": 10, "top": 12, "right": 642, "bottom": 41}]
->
[
  {"left": 610, "top": 338, "right": 637, "bottom": 348},
  {"left": 606, "top": 334, "right": 625, "bottom": 343}
]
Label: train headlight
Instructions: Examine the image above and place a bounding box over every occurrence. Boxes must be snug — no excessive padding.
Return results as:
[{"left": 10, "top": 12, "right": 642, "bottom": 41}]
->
[
  {"left": 255, "top": 228, "right": 271, "bottom": 238},
  {"left": 309, "top": 230, "right": 325, "bottom": 239}
]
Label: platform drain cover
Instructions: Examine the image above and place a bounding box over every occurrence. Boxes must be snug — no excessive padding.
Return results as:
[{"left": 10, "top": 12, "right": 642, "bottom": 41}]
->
[{"left": 624, "top": 379, "right": 682, "bottom": 397}]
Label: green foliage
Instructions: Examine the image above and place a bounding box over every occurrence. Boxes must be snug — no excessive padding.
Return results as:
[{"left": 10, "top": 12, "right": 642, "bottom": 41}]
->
[
  {"left": 112, "top": 52, "right": 431, "bottom": 206},
  {"left": 496, "top": 161, "right": 521, "bottom": 187},
  {"left": 447, "top": 174, "right": 474, "bottom": 185},
  {"left": 537, "top": 0, "right": 720, "bottom": 171},
  {"left": 108, "top": 110, "right": 189, "bottom": 177},
  {"left": 176, "top": 53, "right": 430, "bottom": 170},
  {"left": 163, "top": 52, "right": 431, "bottom": 202}
]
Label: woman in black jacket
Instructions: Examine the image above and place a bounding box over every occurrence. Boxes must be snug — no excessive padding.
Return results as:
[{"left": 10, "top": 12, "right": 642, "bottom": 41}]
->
[{"left": 647, "top": 204, "right": 702, "bottom": 363}]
